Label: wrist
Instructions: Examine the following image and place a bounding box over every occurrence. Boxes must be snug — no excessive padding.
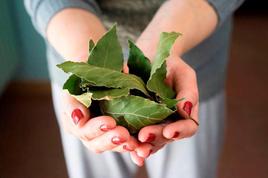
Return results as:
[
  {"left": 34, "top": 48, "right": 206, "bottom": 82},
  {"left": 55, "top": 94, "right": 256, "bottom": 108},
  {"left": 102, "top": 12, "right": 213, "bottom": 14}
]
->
[
  {"left": 47, "top": 8, "right": 106, "bottom": 61},
  {"left": 136, "top": 0, "right": 217, "bottom": 61}
]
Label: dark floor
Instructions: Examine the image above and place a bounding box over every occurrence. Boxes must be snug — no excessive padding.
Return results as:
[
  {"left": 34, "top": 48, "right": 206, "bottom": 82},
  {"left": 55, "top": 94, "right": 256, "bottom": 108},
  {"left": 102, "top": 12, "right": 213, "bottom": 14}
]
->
[{"left": 1, "top": 14, "right": 268, "bottom": 178}]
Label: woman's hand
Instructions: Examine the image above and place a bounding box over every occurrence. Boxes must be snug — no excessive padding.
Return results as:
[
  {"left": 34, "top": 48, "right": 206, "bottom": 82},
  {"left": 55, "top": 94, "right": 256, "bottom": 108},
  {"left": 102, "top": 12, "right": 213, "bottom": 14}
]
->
[
  {"left": 47, "top": 9, "right": 146, "bottom": 155},
  {"left": 127, "top": 0, "right": 217, "bottom": 165},
  {"left": 130, "top": 55, "right": 199, "bottom": 166},
  {"left": 58, "top": 90, "right": 142, "bottom": 154}
]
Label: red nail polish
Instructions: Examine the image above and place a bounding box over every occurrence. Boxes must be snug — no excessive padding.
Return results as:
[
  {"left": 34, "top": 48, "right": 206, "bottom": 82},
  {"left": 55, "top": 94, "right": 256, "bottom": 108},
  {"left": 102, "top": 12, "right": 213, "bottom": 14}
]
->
[
  {"left": 99, "top": 124, "right": 114, "bottom": 132},
  {"left": 71, "top": 109, "right": 84, "bottom": 125},
  {"left": 123, "top": 145, "right": 134, "bottom": 151},
  {"left": 172, "top": 131, "right": 180, "bottom": 138},
  {"left": 144, "top": 133, "right": 156, "bottom": 143},
  {"left": 183, "top": 101, "right": 193, "bottom": 116},
  {"left": 111, "top": 137, "right": 126, "bottom": 145}
]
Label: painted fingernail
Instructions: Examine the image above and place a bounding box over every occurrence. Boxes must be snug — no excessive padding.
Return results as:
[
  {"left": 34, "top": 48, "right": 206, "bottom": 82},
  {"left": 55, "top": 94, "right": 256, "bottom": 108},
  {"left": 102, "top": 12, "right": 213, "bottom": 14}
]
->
[
  {"left": 111, "top": 136, "right": 126, "bottom": 145},
  {"left": 183, "top": 101, "right": 193, "bottom": 116},
  {"left": 123, "top": 145, "right": 134, "bottom": 151},
  {"left": 71, "top": 108, "right": 84, "bottom": 125},
  {"left": 144, "top": 133, "right": 156, "bottom": 143},
  {"left": 99, "top": 124, "right": 114, "bottom": 132},
  {"left": 172, "top": 131, "right": 180, "bottom": 138}
]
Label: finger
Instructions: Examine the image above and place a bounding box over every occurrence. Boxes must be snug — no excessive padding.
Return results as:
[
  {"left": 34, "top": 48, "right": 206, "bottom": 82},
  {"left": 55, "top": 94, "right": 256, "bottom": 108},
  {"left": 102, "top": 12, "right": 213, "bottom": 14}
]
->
[
  {"left": 85, "top": 126, "right": 130, "bottom": 152},
  {"left": 135, "top": 143, "right": 154, "bottom": 158},
  {"left": 112, "top": 136, "right": 139, "bottom": 152},
  {"left": 137, "top": 125, "right": 170, "bottom": 157},
  {"left": 175, "top": 78, "right": 198, "bottom": 120},
  {"left": 176, "top": 91, "right": 199, "bottom": 121},
  {"left": 78, "top": 116, "right": 116, "bottom": 141},
  {"left": 166, "top": 57, "right": 198, "bottom": 113},
  {"left": 138, "top": 125, "right": 171, "bottom": 146},
  {"left": 61, "top": 90, "right": 90, "bottom": 128},
  {"left": 130, "top": 151, "right": 145, "bottom": 167},
  {"left": 162, "top": 117, "right": 199, "bottom": 140}
]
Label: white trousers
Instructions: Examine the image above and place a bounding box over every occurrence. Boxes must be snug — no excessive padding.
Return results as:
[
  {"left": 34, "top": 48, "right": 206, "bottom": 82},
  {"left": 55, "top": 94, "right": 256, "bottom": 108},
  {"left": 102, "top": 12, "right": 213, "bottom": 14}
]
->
[{"left": 52, "top": 83, "right": 225, "bottom": 178}]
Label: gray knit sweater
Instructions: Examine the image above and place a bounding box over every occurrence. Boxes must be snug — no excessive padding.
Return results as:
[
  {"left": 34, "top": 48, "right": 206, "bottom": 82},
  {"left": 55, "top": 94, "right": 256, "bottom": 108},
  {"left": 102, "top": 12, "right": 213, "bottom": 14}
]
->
[{"left": 24, "top": 0, "right": 244, "bottom": 101}]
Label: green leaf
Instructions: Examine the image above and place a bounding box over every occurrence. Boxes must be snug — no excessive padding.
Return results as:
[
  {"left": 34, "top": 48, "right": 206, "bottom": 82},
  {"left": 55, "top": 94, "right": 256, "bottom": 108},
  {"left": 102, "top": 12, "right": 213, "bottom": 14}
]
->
[
  {"left": 89, "top": 39, "right": 95, "bottom": 53},
  {"left": 66, "top": 90, "right": 93, "bottom": 108},
  {"left": 57, "top": 61, "right": 150, "bottom": 96},
  {"left": 159, "top": 97, "right": 184, "bottom": 110},
  {"left": 148, "top": 62, "right": 175, "bottom": 98},
  {"left": 127, "top": 40, "right": 151, "bottom": 82},
  {"left": 89, "top": 87, "right": 129, "bottom": 100},
  {"left": 63, "top": 74, "right": 82, "bottom": 95},
  {"left": 79, "top": 79, "right": 93, "bottom": 90},
  {"left": 88, "top": 25, "right": 124, "bottom": 71},
  {"left": 100, "top": 95, "right": 174, "bottom": 134},
  {"left": 147, "top": 32, "right": 181, "bottom": 98}
]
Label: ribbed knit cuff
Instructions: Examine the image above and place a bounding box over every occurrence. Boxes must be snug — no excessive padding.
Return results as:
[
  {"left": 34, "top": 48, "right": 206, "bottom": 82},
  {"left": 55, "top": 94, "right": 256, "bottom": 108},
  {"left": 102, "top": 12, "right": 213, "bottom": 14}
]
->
[{"left": 207, "top": 0, "right": 244, "bottom": 27}]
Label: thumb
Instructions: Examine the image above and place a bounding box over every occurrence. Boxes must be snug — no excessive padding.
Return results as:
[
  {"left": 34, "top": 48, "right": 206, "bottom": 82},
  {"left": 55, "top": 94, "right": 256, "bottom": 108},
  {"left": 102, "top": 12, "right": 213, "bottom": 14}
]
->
[
  {"left": 166, "top": 57, "right": 199, "bottom": 120},
  {"left": 62, "top": 90, "right": 90, "bottom": 128}
]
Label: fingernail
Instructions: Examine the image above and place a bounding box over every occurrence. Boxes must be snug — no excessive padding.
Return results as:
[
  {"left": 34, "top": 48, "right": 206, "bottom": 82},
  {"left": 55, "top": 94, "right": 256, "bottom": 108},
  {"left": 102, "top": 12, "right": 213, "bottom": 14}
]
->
[
  {"left": 172, "top": 131, "right": 180, "bottom": 138},
  {"left": 123, "top": 145, "right": 134, "bottom": 151},
  {"left": 111, "top": 136, "right": 126, "bottom": 145},
  {"left": 71, "top": 108, "right": 84, "bottom": 125},
  {"left": 183, "top": 101, "right": 193, "bottom": 116},
  {"left": 99, "top": 124, "right": 114, "bottom": 132},
  {"left": 144, "top": 133, "right": 156, "bottom": 143}
]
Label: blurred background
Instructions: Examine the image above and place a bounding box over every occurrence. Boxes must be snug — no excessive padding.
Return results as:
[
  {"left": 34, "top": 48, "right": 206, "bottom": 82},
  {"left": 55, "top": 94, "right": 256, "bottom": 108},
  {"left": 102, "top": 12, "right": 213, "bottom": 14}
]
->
[{"left": 0, "top": 0, "right": 267, "bottom": 178}]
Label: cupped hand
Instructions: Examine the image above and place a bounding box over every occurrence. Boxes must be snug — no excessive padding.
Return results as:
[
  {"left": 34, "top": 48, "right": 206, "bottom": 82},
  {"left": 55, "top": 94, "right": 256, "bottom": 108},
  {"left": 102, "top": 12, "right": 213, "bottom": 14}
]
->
[
  {"left": 59, "top": 90, "right": 141, "bottom": 154},
  {"left": 58, "top": 56, "right": 198, "bottom": 166},
  {"left": 130, "top": 55, "right": 199, "bottom": 165}
]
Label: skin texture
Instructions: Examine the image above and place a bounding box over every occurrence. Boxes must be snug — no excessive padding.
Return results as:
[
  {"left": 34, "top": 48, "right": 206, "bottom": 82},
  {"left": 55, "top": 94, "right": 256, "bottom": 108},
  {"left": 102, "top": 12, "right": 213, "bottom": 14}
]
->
[{"left": 47, "top": 0, "right": 217, "bottom": 166}]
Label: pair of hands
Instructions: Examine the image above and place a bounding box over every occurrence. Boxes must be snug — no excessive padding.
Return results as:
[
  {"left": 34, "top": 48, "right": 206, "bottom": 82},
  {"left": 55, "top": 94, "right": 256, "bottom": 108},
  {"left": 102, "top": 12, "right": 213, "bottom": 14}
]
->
[
  {"left": 45, "top": 0, "right": 219, "bottom": 166},
  {"left": 60, "top": 54, "right": 199, "bottom": 166}
]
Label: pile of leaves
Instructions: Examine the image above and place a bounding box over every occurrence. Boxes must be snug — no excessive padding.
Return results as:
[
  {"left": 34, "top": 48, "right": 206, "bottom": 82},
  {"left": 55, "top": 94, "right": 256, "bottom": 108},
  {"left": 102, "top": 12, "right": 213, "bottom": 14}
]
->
[{"left": 57, "top": 25, "right": 183, "bottom": 134}]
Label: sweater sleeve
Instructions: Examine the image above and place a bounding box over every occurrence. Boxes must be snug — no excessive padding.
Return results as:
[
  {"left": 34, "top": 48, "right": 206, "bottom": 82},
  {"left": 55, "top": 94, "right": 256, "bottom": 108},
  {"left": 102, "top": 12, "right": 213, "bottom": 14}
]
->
[
  {"left": 207, "top": 0, "right": 245, "bottom": 26},
  {"left": 24, "top": 0, "right": 101, "bottom": 37}
]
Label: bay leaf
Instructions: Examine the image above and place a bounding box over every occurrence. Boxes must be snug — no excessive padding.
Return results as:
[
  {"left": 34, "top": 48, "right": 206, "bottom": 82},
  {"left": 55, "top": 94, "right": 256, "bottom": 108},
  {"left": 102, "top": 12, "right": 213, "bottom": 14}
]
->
[
  {"left": 89, "top": 39, "right": 95, "bottom": 53},
  {"left": 57, "top": 61, "right": 149, "bottom": 96},
  {"left": 147, "top": 32, "right": 181, "bottom": 98},
  {"left": 88, "top": 25, "right": 124, "bottom": 71},
  {"left": 159, "top": 97, "right": 184, "bottom": 110},
  {"left": 89, "top": 87, "right": 129, "bottom": 100},
  {"left": 100, "top": 95, "right": 174, "bottom": 134},
  {"left": 63, "top": 75, "right": 92, "bottom": 107},
  {"left": 69, "top": 91, "right": 93, "bottom": 108},
  {"left": 127, "top": 40, "right": 151, "bottom": 82},
  {"left": 79, "top": 79, "right": 93, "bottom": 90},
  {"left": 63, "top": 74, "right": 82, "bottom": 95}
]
